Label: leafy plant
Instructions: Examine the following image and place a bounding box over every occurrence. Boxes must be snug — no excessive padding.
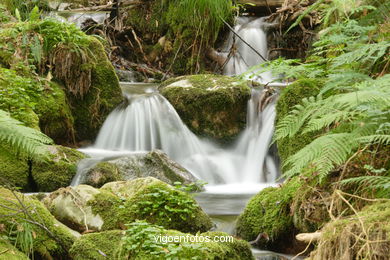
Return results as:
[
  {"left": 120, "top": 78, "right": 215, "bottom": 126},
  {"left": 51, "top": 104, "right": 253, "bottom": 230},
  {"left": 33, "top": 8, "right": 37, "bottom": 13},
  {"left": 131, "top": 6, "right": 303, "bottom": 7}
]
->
[
  {"left": 119, "top": 221, "right": 204, "bottom": 259},
  {"left": 0, "top": 109, "right": 53, "bottom": 159},
  {"left": 7, "top": 222, "right": 35, "bottom": 258},
  {"left": 131, "top": 186, "right": 198, "bottom": 222},
  {"left": 173, "top": 180, "right": 207, "bottom": 193}
]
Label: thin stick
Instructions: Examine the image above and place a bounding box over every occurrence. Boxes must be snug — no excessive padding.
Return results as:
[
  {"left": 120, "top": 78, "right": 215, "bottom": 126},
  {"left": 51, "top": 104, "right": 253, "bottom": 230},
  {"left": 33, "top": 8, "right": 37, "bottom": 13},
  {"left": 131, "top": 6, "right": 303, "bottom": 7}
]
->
[{"left": 220, "top": 18, "right": 268, "bottom": 62}]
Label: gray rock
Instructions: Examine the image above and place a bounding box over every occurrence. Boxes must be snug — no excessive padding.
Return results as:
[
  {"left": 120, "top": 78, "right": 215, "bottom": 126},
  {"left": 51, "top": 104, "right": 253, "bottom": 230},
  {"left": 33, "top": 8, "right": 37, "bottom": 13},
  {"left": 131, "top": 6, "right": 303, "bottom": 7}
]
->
[{"left": 81, "top": 150, "right": 199, "bottom": 188}]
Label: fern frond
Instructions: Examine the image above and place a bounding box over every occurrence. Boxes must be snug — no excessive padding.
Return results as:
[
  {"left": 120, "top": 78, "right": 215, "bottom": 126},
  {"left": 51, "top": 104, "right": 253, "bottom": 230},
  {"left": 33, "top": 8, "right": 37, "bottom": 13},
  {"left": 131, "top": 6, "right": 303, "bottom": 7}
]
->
[
  {"left": 0, "top": 110, "right": 53, "bottom": 159},
  {"left": 340, "top": 176, "right": 390, "bottom": 191},
  {"left": 283, "top": 133, "right": 357, "bottom": 180}
]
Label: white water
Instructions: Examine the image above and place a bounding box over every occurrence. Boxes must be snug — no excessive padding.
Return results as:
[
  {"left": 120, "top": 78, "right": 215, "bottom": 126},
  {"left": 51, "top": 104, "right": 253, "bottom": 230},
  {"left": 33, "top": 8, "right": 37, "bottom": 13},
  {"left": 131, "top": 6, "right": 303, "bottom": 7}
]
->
[
  {"left": 75, "top": 17, "right": 281, "bottom": 193},
  {"left": 222, "top": 17, "right": 273, "bottom": 83}
]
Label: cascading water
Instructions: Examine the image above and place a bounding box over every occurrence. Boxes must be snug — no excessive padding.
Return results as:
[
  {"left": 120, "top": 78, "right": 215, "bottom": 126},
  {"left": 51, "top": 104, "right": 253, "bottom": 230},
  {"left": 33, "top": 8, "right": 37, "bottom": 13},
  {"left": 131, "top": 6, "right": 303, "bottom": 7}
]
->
[{"left": 75, "top": 16, "right": 281, "bottom": 201}]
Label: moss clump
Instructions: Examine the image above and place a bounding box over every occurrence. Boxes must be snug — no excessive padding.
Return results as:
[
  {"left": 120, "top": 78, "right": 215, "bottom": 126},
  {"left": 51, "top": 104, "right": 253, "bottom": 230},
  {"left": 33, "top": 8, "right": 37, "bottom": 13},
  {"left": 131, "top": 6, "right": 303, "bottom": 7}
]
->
[
  {"left": 32, "top": 145, "right": 86, "bottom": 192},
  {"left": 34, "top": 81, "right": 75, "bottom": 144},
  {"left": 0, "top": 239, "right": 29, "bottom": 260},
  {"left": 0, "top": 145, "right": 30, "bottom": 190},
  {"left": 276, "top": 78, "right": 323, "bottom": 166},
  {"left": 160, "top": 74, "right": 251, "bottom": 141},
  {"left": 309, "top": 201, "right": 390, "bottom": 260},
  {"left": 236, "top": 178, "right": 301, "bottom": 249},
  {"left": 92, "top": 178, "right": 213, "bottom": 233},
  {"left": 69, "top": 230, "right": 123, "bottom": 260},
  {"left": 68, "top": 37, "right": 123, "bottom": 141},
  {"left": 0, "top": 187, "right": 76, "bottom": 259},
  {"left": 84, "top": 162, "right": 120, "bottom": 188}
]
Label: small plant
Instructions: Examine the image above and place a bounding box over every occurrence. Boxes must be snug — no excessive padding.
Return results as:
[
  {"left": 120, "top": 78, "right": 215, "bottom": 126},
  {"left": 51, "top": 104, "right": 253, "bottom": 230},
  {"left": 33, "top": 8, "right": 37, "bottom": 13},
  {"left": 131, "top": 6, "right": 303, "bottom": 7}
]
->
[
  {"left": 173, "top": 180, "right": 207, "bottom": 193},
  {"left": 131, "top": 187, "right": 198, "bottom": 223},
  {"left": 119, "top": 221, "right": 205, "bottom": 259},
  {"left": 7, "top": 222, "right": 35, "bottom": 258}
]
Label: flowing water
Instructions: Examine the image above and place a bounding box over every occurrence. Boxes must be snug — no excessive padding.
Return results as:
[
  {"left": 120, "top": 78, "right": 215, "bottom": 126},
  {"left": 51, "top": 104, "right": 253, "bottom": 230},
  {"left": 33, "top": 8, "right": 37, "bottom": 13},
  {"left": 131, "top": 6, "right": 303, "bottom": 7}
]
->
[{"left": 71, "top": 16, "right": 296, "bottom": 259}]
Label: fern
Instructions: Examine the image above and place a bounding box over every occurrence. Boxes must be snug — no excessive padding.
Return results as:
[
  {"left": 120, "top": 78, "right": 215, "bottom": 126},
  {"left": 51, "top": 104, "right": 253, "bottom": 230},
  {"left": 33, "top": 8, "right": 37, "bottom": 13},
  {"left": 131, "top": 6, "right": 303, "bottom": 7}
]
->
[
  {"left": 0, "top": 110, "right": 53, "bottom": 159},
  {"left": 340, "top": 175, "right": 390, "bottom": 197}
]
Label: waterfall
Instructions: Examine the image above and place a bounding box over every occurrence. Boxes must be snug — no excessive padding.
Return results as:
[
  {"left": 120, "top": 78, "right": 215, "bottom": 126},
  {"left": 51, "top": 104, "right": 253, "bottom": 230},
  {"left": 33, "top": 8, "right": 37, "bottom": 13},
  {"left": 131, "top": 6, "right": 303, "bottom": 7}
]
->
[
  {"left": 221, "top": 17, "right": 273, "bottom": 82},
  {"left": 76, "top": 16, "right": 281, "bottom": 190}
]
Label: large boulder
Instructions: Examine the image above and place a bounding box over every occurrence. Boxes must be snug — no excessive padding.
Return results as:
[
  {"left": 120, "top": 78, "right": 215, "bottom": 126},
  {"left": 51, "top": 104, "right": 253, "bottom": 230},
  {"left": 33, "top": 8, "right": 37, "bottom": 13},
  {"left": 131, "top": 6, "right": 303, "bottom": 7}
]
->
[
  {"left": 67, "top": 37, "right": 123, "bottom": 142},
  {"left": 82, "top": 150, "right": 199, "bottom": 188},
  {"left": 69, "top": 223, "right": 254, "bottom": 260},
  {"left": 236, "top": 178, "right": 301, "bottom": 252},
  {"left": 32, "top": 145, "right": 87, "bottom": 192},
  {"left": 43, "top": 177, "right": 212, "bottom": 233},
  {"left": 159, "top": 74, "right": 251, "bottom": 142},
  {"left": 0, "top": 144, "right": 86, "bottom": 192},
  {"left": 0, "top": 187, "right": 78, "bottom": 259}
]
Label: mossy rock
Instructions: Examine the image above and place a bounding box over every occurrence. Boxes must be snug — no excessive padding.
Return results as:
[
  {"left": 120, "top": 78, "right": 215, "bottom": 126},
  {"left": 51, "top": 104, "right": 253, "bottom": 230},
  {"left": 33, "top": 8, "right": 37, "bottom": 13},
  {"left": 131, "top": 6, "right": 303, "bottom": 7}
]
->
[
  {"left": 236, "top": 178, "right": 301, "bottom": 250},
  {"left": 69, "top": 230, "right": 124, "bottom": 260},
  {"left": 44, "top": 178, "right": 212, "bottom": 234},
  {"left": 275, "top": 78, "right": 323, "bottom": 167},
  {"left": 34, "top": 81, "right": 75, "bottom": 145},
  {"left": 159, "top": 74, "right": 251, "bottom": 141},
  {"left": 309, "top": 201, "right": 390, "bottom": 260},
  {"left": 68, "top": 37, "right": 123, "bottom": 142},
  {"left": 0, "top": 187, "right": 77, "bottom": 259},
  {"left": 0, "top": 68, "right": 75, "bottom": 144},
  {"left": 83, "top": 162, "right": 121, "bottom": 188},
  {"left": 0, "top": 145, "right": 30, "bottom": 191},
  {"left": 0, "top": 239, "right": 29, "bottom": 260},
  {"left": 32, "top": 145, "right": 87, "bottom": 192},
  {"left": 82, "top": 150, "right": 199, "bottom": 188},
  {"left": 70, "top": 226, "right": 254, "bottom": 259},
  {"left": 98, "top": 178, "right": 212, "bottom": 233}
]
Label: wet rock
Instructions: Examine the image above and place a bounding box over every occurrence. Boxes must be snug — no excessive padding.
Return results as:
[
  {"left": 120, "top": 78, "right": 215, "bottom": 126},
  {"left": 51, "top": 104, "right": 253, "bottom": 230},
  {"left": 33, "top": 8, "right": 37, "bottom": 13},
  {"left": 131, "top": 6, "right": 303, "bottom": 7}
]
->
[
  {"left": 44, "top": 177, "right": 212, "bottom": 233},
  {"left": 0, "top": 187, "right": 77, "bottom": 259},
  {"left": 159, "top": 74, "right": 251, "bottom": 142},
  {"left": 82, "top": 150, "right": 199, "bottom": 188}
]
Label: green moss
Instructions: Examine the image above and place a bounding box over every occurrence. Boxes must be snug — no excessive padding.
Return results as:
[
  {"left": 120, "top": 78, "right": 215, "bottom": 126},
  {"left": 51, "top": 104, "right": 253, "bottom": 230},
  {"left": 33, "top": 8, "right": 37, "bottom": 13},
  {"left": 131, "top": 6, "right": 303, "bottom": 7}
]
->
[
  {"left": 0, "top": 187, "right": 76, "bottom": 258},
  {"left": 85, "top": 162, "right": 120, "bottom": 188},
  {"left": 70, "top": 230, "right": 123, "bottom": 260},
  {"left": 0, "top": 145, "right": 30, "bottom": 190},
  {"left": 0, "top": 239, "right": 29, "bottom": 260},
  {"left": 68, "top": 37, "right": 123, "bottom": 141},
  {"left": 89, "top": 178, "right": 212, "bottom": 233},
  {"left": 0, "top": 68, "right": 41, "bottom": 129},
  {"left": 276, "top": 79, "right": 323, "bottom": 166},
  {"left": 236, "top": 178, "right": 301, "bottom": 249},
  {"left": 33, "top": 81, "right": 75, "bottom": 144},
  {"left": 160, "top": 74, "right": 251, "bottom": 141},
  {"left": 32, "top": 145, "right": 86, "bottom": 191}
]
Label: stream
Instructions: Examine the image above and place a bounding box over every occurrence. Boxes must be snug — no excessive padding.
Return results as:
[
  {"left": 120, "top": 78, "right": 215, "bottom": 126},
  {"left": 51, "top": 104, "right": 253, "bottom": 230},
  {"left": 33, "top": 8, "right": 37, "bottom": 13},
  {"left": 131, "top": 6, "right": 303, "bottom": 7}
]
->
[{"left": 50, "top": 10, "right": 295, "bottom": 259}]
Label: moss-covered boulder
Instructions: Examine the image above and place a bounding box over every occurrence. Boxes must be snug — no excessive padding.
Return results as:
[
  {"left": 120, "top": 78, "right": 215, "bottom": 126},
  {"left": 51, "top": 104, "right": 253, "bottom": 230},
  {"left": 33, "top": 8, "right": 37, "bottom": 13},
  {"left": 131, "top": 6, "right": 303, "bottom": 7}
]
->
[
  {"left": 34, "top": 82, "right": 75, "bottom": 144},
  {"left": 236, "top": 179, "right": 301, "bottom": 251},
  {"left": 0, "top": 187, "right": 77, "bottom": 259},
  {"left": 0, "top": 239, "right": 29, "bottom": 260},
  {"left": 68, "top": 37, "right": 123, "bottom": 142},
  {"left": 0, "top": 144, "right": 85, "bottom": 192},
  {"left": 83, "top": 150, "right": 199, "bottom": 188},
  {"left": 159, "top": 74, "right": 251, "bottom": 141},
  {"left": 69, "top": 230, "right": 124, "bottom": 260},
  {"left": 275, "top": 79, "right": 323, "bottom": 166},
  {"left": 83, "top": 161, "right": 121, "bottom": 188},
  {"left": 44, "top": 177, "right": 212, "bottom": 233},
  {"left": 32, "top": 145, "right": 87, "bottom": 192},
  {"left": 70, "top": 223, "right": 254, "bottom": 260},
  {"left": 309, "top": 201, "right": 390, "bottom": 260},
  {"left": 0, "top": 68, "right": 76, "bottom": 145},
  {"left": 0, "top": 145, "right": 30, "bottom": 190}
]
